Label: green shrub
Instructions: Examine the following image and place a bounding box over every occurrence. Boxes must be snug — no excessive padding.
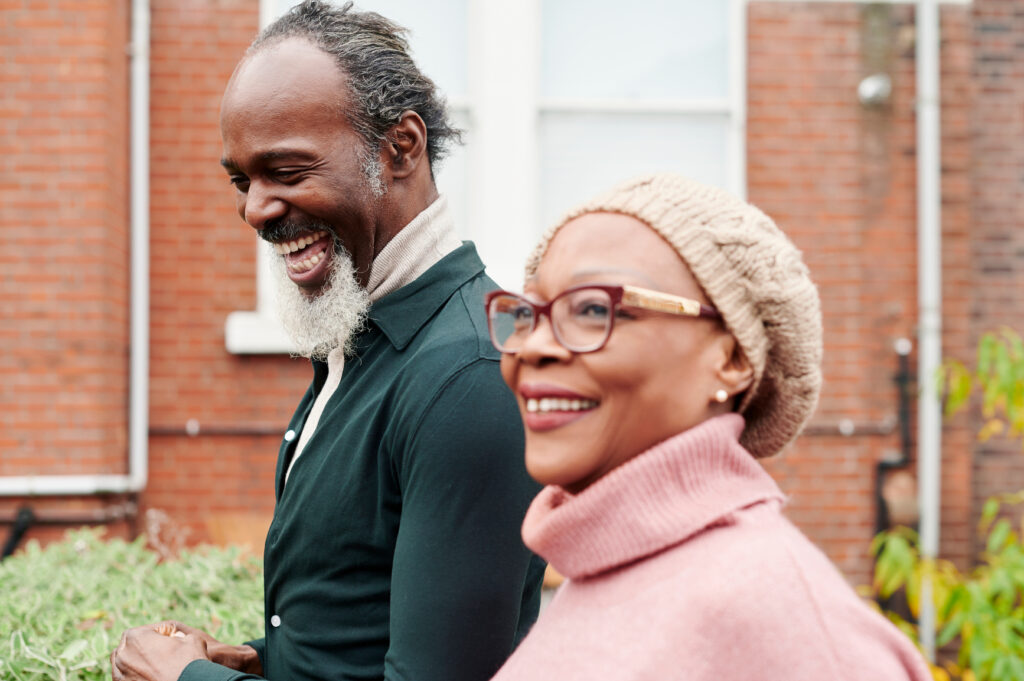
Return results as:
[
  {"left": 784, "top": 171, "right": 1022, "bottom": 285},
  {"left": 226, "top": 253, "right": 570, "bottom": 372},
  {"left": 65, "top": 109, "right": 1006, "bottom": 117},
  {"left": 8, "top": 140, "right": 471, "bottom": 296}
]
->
[
  {"left": 871, "top": 329, "right": 1024, "bottom": 681},
  {"left": 873, "top": 495, "right": 1024, "bottom": 681},
  {"left": 0, "top": 527, "right": 264, "bottom": 681},
  {"left": 940, "top": 328, "right": 1024, "bottom": 445}
]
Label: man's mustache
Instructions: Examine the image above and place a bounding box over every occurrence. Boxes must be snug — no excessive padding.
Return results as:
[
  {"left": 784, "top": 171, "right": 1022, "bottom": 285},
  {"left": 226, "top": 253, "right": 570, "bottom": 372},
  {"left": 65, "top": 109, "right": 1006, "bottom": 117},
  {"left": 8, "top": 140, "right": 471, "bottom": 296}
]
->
[{"left": 260, "top": 218, "right": 337, "bottom": 246}]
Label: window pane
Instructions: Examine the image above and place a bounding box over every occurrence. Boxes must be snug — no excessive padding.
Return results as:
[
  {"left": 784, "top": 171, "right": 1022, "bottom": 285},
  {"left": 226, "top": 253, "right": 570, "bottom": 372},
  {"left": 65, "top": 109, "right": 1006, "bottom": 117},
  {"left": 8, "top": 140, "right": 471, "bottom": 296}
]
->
[
  {"left": 538, "top": 112, "right": 730, "bottom": 226},
  {"left": 541, "top": 0, "right": 729, "bottom": 100},
  {"left": 269, "top": 0, "right": 468, "bottom": 97}
]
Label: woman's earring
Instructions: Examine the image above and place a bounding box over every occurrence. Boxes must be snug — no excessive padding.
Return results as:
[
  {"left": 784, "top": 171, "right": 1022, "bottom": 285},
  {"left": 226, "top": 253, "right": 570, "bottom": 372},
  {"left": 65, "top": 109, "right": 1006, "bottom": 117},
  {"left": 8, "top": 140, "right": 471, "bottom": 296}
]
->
[{"left": 714, "top": 389, "right": 729, "bottom": 404}]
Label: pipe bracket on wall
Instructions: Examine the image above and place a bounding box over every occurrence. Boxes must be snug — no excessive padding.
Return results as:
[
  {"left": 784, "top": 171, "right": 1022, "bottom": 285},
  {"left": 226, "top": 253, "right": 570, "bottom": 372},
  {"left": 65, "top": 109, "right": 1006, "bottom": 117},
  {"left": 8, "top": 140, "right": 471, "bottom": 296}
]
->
[{"left": 1, "top": 507, "right": 36, "bottom": 559}]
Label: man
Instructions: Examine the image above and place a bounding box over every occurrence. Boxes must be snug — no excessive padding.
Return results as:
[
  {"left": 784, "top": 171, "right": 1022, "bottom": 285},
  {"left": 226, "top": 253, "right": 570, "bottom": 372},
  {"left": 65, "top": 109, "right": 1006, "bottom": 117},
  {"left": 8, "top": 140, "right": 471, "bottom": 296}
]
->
[{"left": 111, "top": 2, "right": 544, "bottom": 680}]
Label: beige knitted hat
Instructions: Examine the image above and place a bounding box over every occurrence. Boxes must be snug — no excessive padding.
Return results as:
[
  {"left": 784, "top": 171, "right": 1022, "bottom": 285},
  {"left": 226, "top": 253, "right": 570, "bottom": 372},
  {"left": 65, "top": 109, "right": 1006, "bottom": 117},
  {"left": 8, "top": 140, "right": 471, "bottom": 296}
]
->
[{"left": 524, "top": 173, "right": 823, "bottom": 458}]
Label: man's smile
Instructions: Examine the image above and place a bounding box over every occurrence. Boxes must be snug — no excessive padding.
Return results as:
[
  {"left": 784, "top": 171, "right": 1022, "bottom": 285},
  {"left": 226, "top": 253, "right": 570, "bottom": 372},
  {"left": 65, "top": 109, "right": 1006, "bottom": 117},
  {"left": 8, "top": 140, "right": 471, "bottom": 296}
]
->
[
  {"left": 265, "top": 229, "right": 336, "bottom": 285},
  {"left": 272, "top": 229, "right": 329, "bottom": 255},
  {"left": 271, "top": 229, "right": 332, "bottom": 275}
]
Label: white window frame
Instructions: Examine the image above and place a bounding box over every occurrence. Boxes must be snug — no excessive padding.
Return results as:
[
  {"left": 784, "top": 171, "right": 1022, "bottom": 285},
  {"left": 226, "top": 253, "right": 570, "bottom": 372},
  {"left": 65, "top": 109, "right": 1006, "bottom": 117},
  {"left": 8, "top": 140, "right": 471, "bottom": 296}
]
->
[{"left": 226, "top": 0, "right": 748, "bottom": 353}]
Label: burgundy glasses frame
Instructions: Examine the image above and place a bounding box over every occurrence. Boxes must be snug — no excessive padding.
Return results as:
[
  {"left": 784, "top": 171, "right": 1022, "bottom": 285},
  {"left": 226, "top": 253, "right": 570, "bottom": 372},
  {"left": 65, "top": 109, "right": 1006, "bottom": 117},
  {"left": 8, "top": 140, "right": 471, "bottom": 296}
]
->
[{"left": 485, "top": 284, "right": 721, "bottom": 355}]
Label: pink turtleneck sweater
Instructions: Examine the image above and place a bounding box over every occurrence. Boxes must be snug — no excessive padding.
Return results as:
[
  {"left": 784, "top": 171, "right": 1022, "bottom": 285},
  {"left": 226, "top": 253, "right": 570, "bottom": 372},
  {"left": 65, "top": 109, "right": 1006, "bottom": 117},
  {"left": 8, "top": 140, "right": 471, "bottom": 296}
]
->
[{"left": 491, "top": 414, "right": 931, "bottom": 681}]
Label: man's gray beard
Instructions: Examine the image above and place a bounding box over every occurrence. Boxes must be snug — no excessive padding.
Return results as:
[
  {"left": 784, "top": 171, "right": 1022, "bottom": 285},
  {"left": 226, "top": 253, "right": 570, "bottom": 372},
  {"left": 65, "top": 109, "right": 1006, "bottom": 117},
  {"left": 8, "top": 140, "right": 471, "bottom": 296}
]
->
[
  {"left": 269, "top": 243, "right": 370, "bottom": 361},
  {"left": 360, "top": 148, "right": 385, "bottom": 199}
]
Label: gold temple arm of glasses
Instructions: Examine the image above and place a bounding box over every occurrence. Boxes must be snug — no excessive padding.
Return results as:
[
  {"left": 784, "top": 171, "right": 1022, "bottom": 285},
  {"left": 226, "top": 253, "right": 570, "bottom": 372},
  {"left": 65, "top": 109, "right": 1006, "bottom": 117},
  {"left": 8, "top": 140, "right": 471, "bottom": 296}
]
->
[{"left": 621, "top": 285, "right": 713, "bottom": 317}]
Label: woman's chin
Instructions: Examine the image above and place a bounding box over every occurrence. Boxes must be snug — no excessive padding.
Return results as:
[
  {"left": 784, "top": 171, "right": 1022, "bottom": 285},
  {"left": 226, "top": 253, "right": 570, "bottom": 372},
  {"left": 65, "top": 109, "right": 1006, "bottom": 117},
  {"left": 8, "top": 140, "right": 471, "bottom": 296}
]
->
[{"left": 525, "top": 450, "right": 592, "bottom": 492}]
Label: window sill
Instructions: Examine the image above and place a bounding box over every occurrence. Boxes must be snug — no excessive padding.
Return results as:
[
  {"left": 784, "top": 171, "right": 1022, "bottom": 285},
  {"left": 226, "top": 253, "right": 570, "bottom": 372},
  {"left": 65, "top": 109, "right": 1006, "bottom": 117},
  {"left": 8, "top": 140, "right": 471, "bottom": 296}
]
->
[{"left": 224, "top": 311, "right": 296, "bottom": 355}]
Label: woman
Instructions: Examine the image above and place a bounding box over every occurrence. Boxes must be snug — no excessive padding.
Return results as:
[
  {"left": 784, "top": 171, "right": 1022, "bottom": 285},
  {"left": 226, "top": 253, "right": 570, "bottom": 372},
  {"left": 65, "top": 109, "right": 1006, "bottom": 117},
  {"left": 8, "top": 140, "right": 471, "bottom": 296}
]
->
[{"left": 485, "top": 173, "right": 930, "bottom": 680}]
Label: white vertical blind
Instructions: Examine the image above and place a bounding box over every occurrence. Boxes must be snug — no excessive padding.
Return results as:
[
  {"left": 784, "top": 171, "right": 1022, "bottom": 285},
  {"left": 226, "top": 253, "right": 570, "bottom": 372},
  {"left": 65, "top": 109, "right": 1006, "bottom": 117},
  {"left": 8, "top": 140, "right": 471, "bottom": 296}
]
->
[
  {"left": 538, "top": 112, "right": 730, "bottom": 225},
  {"left": 540, "top": 0, "right": 729, "bottom": 100}
]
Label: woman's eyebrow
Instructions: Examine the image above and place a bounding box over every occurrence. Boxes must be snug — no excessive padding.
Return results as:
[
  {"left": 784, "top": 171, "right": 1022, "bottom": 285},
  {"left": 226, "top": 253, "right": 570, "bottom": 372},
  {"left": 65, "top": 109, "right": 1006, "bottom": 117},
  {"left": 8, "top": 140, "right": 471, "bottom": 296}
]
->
[{"left": 567, "top": 267, "right": 660, "bottom": 288}]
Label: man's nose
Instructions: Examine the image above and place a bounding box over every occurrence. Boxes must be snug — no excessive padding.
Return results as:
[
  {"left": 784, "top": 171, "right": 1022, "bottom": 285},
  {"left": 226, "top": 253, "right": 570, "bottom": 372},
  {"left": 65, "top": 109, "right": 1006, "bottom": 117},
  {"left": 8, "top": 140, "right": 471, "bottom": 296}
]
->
[{"left": 242, "top": 181, "right": 287, "bottom": 231}]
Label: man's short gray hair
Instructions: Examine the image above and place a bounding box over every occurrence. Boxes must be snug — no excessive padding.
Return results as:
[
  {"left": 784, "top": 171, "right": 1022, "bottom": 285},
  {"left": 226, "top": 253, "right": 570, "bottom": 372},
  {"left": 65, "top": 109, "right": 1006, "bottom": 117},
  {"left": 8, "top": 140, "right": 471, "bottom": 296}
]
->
[{"left": 252, "top": 0, "right": 462, "bottom": 172}]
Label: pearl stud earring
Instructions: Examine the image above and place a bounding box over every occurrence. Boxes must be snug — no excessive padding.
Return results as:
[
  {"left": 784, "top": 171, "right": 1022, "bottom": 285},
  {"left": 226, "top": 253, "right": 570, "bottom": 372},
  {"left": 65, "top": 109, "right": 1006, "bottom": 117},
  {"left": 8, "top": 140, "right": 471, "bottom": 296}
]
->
[{"left": 714, "top": 389, "right": 729, "bottom": 403}]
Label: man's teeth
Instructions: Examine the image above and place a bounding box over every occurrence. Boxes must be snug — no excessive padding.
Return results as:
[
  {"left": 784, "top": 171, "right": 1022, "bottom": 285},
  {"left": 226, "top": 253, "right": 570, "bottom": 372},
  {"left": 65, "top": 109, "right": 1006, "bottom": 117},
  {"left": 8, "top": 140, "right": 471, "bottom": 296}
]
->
[
  {"left": 525, "top": 398, "right": 599, "bottom": 414},
  {"left": 273, "top": 230, "right": 329, "bottom": 255},
  {"left": 288, "top": 252, "right": 323, "bottom": 273}
]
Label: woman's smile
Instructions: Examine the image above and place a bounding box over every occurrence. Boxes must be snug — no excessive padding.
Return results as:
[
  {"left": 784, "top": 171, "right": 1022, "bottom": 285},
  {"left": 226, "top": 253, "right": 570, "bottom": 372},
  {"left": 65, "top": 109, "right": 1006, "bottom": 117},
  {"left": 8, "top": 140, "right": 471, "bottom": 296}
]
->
[{"left": 518, "top": 383, "right": 600, "bottom": 432}]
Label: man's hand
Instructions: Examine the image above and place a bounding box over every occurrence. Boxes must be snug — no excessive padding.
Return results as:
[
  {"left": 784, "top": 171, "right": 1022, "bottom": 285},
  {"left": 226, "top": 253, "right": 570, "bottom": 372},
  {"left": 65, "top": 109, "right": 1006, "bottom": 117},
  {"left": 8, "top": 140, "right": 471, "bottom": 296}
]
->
[
  {"left": 111, "top": 623, "right": 208, "bottom": 681},
  {"left": 111, "top": 621, "right": 263, "bottom": 681}
]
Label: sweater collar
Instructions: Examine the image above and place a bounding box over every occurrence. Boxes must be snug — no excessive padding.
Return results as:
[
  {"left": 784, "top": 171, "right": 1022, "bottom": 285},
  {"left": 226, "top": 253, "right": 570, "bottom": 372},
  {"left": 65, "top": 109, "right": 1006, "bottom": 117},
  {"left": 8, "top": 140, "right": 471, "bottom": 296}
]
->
[
  {"left": 365, "top": 194, "right": 462, "bottom": 303},
  {"left": 366, "top": 242, "right": 485, "bottom": 351},
  {"left": 521, "top": 414, "right": 785, "bottom": 580}
]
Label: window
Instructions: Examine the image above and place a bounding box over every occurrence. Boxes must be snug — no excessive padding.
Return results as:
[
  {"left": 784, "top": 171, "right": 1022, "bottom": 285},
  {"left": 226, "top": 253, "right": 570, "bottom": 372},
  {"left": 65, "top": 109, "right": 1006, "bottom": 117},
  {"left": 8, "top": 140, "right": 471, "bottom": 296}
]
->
[{"left": 226, "top": 0, "right": 745, "bottom": 353}]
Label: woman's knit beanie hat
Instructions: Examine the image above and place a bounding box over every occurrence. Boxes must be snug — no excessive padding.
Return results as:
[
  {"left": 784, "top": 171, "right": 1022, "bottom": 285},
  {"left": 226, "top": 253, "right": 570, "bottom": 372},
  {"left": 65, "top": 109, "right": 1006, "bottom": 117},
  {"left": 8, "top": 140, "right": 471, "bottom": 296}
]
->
[{"left": 524, "top": 173, "right": 823, "bottom": 458}]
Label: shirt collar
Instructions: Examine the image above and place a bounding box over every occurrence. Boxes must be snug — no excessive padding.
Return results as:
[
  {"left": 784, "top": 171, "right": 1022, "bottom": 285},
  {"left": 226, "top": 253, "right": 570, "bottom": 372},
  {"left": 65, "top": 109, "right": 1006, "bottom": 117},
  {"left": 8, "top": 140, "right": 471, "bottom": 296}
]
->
[{"left": 366, "top": 242, "right": 486, "bottom": 351}]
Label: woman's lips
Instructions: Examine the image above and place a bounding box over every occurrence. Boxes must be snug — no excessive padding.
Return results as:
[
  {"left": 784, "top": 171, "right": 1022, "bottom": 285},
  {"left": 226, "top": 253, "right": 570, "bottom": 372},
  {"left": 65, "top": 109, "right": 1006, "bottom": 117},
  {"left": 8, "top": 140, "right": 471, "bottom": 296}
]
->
[
  {"left": 523, "top": 409, "right": 594, "bottom": 432},
  {"left": 519, "top": 384, "right": 599, "bottom": 432}
]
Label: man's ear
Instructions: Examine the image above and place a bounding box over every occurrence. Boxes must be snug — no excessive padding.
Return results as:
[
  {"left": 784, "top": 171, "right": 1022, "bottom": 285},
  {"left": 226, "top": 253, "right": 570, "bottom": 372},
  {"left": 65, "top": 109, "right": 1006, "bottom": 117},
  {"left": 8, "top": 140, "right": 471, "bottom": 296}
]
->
[
  {"left": 383, "top": 110, "right": 428, "bottom": 180},
  {"left": 715, "top": 334, "right": 754, "bottom": 396}
]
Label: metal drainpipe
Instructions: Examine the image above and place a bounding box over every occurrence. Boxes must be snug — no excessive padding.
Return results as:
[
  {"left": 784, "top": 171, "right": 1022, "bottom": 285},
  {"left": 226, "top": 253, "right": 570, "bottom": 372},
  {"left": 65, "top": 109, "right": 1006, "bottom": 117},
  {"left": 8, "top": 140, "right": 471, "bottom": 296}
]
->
[
  {"left": 915, "top": 0, "right": 942, "bottom": 662},
  {"left": 0, "top": 0, "right": 150, "bottom": 498},
  {"left": 875, "top": 339, "right": 915, "bottom": 539},
  {"left": 127, "top": 0, "right": 151, "bottom": 495}
]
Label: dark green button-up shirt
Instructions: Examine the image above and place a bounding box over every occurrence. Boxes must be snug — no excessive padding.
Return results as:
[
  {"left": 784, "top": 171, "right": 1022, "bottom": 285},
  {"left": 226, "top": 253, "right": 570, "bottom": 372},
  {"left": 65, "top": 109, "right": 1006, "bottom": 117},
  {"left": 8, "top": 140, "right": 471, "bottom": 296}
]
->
[{"left": 181, "top": 244, "right": 544, "bottom": 681}]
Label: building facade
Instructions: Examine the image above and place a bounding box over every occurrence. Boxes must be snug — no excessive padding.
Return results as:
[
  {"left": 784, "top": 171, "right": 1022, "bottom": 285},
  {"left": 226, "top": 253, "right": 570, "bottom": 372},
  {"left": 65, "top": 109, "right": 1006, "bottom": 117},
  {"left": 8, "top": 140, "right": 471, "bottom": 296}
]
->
[{"left": 2, "top": 0, "right": 1021, "bottom": 587}]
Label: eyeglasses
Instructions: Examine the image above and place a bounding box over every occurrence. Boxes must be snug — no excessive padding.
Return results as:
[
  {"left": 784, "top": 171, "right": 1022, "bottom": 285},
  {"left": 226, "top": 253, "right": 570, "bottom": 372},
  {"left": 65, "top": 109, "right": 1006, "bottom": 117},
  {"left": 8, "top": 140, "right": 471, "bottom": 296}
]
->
[{"left": 485, "top": 284, "right": 720, "bottom": 354}]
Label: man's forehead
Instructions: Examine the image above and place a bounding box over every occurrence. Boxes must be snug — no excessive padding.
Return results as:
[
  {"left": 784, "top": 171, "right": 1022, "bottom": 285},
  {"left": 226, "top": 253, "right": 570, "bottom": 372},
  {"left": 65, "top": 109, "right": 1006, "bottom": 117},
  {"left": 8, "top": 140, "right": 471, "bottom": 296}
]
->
[{"left": 225, "top": 38, "right": 345, "bottom": 104}]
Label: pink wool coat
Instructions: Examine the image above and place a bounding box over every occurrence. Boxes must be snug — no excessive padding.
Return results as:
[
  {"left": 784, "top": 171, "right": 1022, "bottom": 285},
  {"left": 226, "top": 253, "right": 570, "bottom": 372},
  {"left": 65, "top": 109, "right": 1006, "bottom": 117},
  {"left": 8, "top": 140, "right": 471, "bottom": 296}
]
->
[{"left": 491, "top": 414, "right": 932, "bottom": 681}]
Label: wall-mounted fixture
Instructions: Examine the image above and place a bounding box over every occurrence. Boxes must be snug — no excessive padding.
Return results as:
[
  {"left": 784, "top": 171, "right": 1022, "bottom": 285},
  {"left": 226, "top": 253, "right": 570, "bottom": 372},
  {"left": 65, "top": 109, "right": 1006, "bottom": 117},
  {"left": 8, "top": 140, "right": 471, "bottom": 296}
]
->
[{"left": 858, "top": 73, "right": 893, "bottom": 107}]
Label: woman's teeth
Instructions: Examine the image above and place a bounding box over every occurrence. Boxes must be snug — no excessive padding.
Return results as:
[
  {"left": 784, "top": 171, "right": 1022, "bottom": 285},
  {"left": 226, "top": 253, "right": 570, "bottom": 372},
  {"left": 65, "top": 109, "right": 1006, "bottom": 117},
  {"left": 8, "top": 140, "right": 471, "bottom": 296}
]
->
[
  {"left": 526, "top": 398, "right": 599, "bottom": 414},
  {"left": 273, "top": 230, "right": 329, "bottom": 255}
]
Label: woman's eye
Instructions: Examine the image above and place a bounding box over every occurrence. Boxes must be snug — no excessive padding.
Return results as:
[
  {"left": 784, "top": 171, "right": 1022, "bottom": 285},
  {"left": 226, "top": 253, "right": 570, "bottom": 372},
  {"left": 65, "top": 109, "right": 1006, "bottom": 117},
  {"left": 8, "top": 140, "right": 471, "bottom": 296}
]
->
[
  {"left": 511, "top": 306, "right": 534, "bottom": 323},
  {"left": 574, "top": 301, "right": 611, "bottom": 319}
]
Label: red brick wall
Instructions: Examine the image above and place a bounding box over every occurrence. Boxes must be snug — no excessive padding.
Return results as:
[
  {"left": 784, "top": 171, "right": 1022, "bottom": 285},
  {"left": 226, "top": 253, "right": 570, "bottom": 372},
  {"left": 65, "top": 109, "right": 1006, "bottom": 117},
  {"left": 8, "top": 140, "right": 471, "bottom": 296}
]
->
[
  {"left": 937, "top": 2, "right": 976, "bottom": 574},
  {"left": 1, "top": 0, "right": 133, "bottom": 540},
  {"left": 967, "top": 1, "right": 1024, "bottom": 554},
  {"left": 749, "top": 2, "right": 974, "bottom": 583},
  {"left": 1, "top": 0, "right": 130, "bottom": 475}
]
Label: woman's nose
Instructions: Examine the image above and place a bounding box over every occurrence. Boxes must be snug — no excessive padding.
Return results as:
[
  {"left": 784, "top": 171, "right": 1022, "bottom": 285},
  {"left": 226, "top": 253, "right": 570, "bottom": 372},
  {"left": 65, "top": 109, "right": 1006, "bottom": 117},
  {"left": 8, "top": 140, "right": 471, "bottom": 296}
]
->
[{"left": 517, "top": 314, "right": 573, "bottom": 365}]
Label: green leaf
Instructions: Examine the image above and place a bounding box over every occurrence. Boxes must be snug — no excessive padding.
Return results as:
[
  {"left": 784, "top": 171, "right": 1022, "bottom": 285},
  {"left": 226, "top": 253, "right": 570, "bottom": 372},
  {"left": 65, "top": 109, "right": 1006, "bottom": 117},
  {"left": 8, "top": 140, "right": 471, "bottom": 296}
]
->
[
  {"left": 58, "top": 639, "right": 88, "bottom": 661},
  {"left": 1003, "top": 328, "right": 1024, "bottom": 358},
  {"left": 874, "top": 533, "right": 914, "bottom": 597},
  {"left": 988, "top": 519, "right": 1012, "bottom": 555},
  {"left": 996, "top": 341, "right": 1012, "bottom": 382},
  {"left": 943, "top": 360, "right": 973, "bottom": 417},
  {"left": 984, "top": 378, "right": 1003, "bottom": 419},
  {"left": 982, "top": 498, "right": 1001, "bottom": 530},
  {"left": 937, "top": 611, "right": 966, "bottom": 647},
  {"left": 979, "top": 333, "right": 996, "bottom": 378}
]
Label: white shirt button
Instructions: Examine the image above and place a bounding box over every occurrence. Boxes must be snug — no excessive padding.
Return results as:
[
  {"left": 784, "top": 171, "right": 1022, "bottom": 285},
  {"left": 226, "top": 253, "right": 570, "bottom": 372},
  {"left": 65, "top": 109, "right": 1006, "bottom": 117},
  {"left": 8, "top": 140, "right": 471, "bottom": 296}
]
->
[
  {"left": 283, "top": 429, "right": 296, "bottom": 442},
  {"left": 270, "top": 614, "right": 282, "bottom": 627}
]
